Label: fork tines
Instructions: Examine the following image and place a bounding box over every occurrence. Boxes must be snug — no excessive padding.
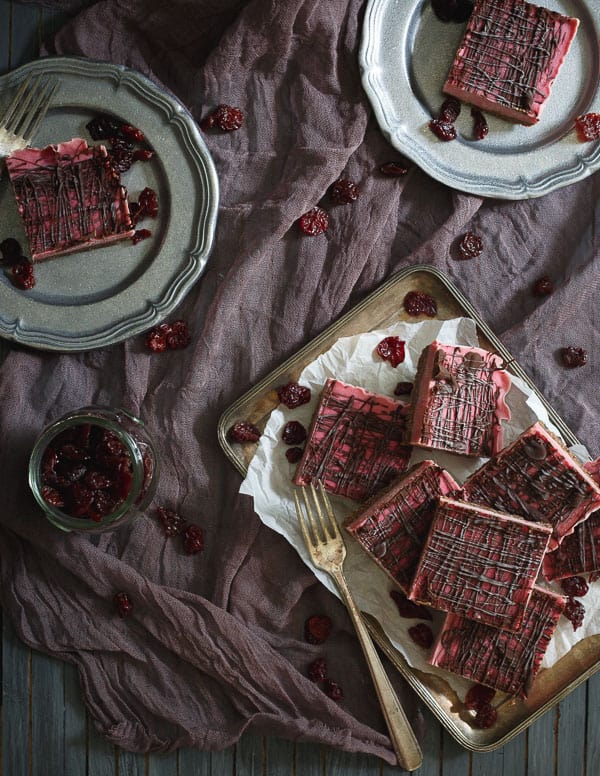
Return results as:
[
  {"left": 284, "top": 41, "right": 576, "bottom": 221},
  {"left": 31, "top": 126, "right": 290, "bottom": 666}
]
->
[
  {"left": 0, "top": 74, "right": 59, "bottom": 144},
  {"left": 294, "top": 479, "right": 339, "bottom": 546}
]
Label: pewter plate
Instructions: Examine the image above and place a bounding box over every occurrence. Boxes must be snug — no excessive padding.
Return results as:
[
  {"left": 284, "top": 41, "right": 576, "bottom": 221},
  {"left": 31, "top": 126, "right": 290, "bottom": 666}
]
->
[
  {"left": 360, "top": 0, "right": 600, "bottom": 199},
  {"left": 0, "top": 56, "right": 218, "bottom": 351}
]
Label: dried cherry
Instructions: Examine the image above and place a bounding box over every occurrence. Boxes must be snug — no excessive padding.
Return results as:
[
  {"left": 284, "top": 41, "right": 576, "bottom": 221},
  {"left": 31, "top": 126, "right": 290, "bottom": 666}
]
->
[
  {"left": 403, "top": 290, "right": 437, "bottom": 317},
  {"left": 183, "top": 524, "right": 205, "bottom": 555},
  {"left": 379, "top": 161, "right": 409, "bottom": 177},
  {"left": 132, "top": 149, "right": 155, "bottom": 162},
  {"left": 472, "top": 704, "right": 498, "bottom": 729},
  {"left": 157, "top": 506, "right": 188, "bottom": 537},
  {"left": 575, "top": 113, "right": 600, "bottom": 142},
  {"left": 376, "top": 336, "right": 406, "bottom": 368},
  {"left": 201, "top": 104, "right": 244, "bottom": 132},
  {"left": 323, "top": 679, "right": 343, "bottom": 702},
  {"left": 471, "top": 108, "right": 489, "bottom": 140},
  {"left": 11, "top": 259, "right": 35, "bottom": 289},
  {"left": 564, "top": 597, "right": 585, "bottom": 631},
  {"left": 120, "top": 124, "right": 145, "bottom": 143},
  {"left": 330, "top": 178, "right": 359, "bottom": 205},
  {"left": 285, "top": 447, "right": 304, "bottom": 463},
  {"left": 132, "top": 229, "right": 152, "bottom": 245},
  {"left": 228, "top": 421, "right": 261, "bottom": 443},
  {"left": 108, "top": 137, "right": 134, "bottom": 173},
  {"left": 298, "top": 207, "right": 329, "bottom": 236},
  {"left": 307, "top": 657, "right": 328, "bottom": 682},
  {"left": 114, "top": 591, "right": 133, "bottom": 618},
  {"left": 277, "top": 382, "right": 311, "bottom": 409},
  {"left": 561, "top": 576, "right": 589, "bottom": 598},
  {"left": 440, "top": 97, "right": 461, "bottom": 123},
  {"left": 561, "top": 347, "right": 588, "bottom": 368},
  {"left": 86, "top": 114, "right": 122, "bottom": 140},
  {"left": 428, "top": 118, "right": 457, "bottom": 142},
  {"left": 282, "top": 420, "right": 307, "bottom": 445},
  {"left": 305, "top": 614, "right": 332, "bottom": 644},
  {"left": 457, "top": 231, "right": 483, "bottom": 260},
  {"left": 465, "top": 683, "right": 495, "bottom": 710},
  {"left": 532, "top": 276, "right": 553, "bottom": 296}
]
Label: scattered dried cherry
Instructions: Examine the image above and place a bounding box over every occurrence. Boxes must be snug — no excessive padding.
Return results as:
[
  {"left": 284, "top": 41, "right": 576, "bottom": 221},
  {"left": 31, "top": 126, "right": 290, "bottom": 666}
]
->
[
  {"left": 561, "top": 576, "right": 589, "bottom": 598},
  {"left": 431, "top": 0, "right": 474, "bottom": 23},
  {"left": 330, "top": 178, "right": 359, "bottom": 204},
  {"left": 376, "top": 336, "right": 406, "bottom": 368},
  {"left": 228, "top": 421, "right": 261, "bottom": 443},
  {"left": 137, "top": 187, "right": 159, "bottom": 219},
  {"left": 298, "top": 207, "right": 329, "bottom": 236},
  {"left": 132, "top": 149, "right": 155, "bottom": 162},
  {"left": 145, "top": 323, "right": 170, "bottom": 353},
  {"left": 324, "top": 679, "right": 344, "bottom": 701},
  {"left": 108, "top": 137, "right": 134, "bottom": 173},
  {"left": 390, "top": 590, "right": 433, "bottom": 620},
  {"left": 532, "top": 276, "right": 553, "bottom": 296},
  {"left": 132, "top": 229, "right": 152, "bottom": 245},
  {"left": 277, "top": 382, "right": 311, "bottom": 409},
  {"left": 201, "top": 104, "right": 244, "bottom": 131},
  {"left": 408, "top": 623, "right": 434, "bottom": 648},
  {"left": 282, "top": 420, "right": 307, "bottom": 445},
  {"left": 305, "top": 614, "right": 332, "bottom": 644},
  {"left": 0, "top": 237, "right": 22, "bottom": 263},
  {"left": 428, "top": 118, "right": 457, "bottom": 142},
  {"left": 575, "top": 113, "right": 600, "bottom": 142},
  {"left": 285, "top": 447, "right": 304, "bottom": 463},
  {"left": 403, "top": 290, "right": 437, "bottom": 317},
  {"left": 471, "top": 108, "right": 489, "bottom": 140},
  {"left": 472, "top": 703, "right": 498, "bottom": 729},
  {"left": 86, "top": 114, "right": 122, "bottom": 140},
  {"left": 379, "top": 161, "right": 409, "bottom": 177},
  {"left": 561, "top": 347, "right": 587, "bottom": 368},
  {"left": 394, "top": 381, "right": 414, "bottom": 396},
  {"left": 114, "top": 591, "right": 133, "bottom": 618},
  {"left": 183, "top": 524, "right": 205, "bottom": 555},
  {"left": 465, "top": 683, "right": 496, "bottom": 710},
  {"left": 11, "top": 259, "right": 35, "bottom": 289},
  {"left": 457, "top": 231, "right": 483, "bottom": 260},
  {"left": 166, "top": 320, "right": 192, "bottom": 350},
  {"left": 564, "top": 597, "right": 585, "bottom": 631},
  {"left": 120, "top": 124, "right": 145, "bottom": 143},
  {"left": 307, "top": 657, "right": 328, "bottom": 682},
  {"left": 440, "top": 97, "right": 461, "bottom": 123},
  {"left": 157, "top": 506, "right": 188, "bottom": 537}
]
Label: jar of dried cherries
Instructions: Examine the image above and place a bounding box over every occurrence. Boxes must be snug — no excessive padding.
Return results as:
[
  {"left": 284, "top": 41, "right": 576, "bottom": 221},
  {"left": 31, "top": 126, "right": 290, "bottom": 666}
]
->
[{"left": 28, "top": 406, "right": 157, "bottom": 532}]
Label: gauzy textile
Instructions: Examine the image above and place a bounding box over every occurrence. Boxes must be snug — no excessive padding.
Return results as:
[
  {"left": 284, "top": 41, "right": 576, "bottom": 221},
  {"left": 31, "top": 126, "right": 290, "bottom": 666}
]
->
[{"left": 2, "top": 0, "right": 599, "bottom": 763}]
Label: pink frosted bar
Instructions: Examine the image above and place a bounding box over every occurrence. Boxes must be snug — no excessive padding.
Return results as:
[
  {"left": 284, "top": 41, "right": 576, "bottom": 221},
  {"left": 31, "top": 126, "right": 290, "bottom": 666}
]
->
[
  {"left": 542, "top": 457, "right": 600, "bottom": 580},
  {"left": 407, "top": 342, "right": 511, "bottom": 457},
  {"left": 443, "top": 0, "right": 579, "bottom": 125},
  {"left": 430, "top": 586, "right": 565, "bottom": 698},
  {"left": 344, "top": 460, "right": 460, "bottom": 591},
  {"left": 463, "top": 422, "right": 600, "bottom": 551},
  {"left": 293, "top": 378, "right": 412, "bottom": 502},
  {"left": 408, "top": 497, "right": 552, "bottom": 631},
  {"left": 6, "top": 138, "right": 134, "bottom": 261}
]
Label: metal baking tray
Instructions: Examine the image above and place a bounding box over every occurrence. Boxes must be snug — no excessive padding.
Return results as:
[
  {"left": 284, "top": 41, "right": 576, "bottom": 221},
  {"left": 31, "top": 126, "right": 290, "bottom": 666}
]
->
[{"left": 217, "top": 265, "right": 600, "bottom": 751}]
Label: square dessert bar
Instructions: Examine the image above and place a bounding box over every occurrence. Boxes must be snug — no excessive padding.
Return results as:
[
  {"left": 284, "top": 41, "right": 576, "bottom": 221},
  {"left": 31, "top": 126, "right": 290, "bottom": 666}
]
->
[
  {"left": 344, "top": 460, "right": 460, "bottom": 591},
  {"left": 463, "top": 422, "right": 600, "bottom": 550},
  {"left": 407, "top": 342, "right": 511, "bottom": 457},
  {"left": 430, "top": 586, "right": 565, "bottom": 697},
  {"left": 443, "top": 0, "right": 579, "bottom": 125},
  {"left": 293, "top": 378, "right": 412, "bottom": 502},
  {"left": 6, "top": 138, "right": 134, "bottom": 261},
  {"left": 408, "top": 497, "right": 552, "bottom": 631}
]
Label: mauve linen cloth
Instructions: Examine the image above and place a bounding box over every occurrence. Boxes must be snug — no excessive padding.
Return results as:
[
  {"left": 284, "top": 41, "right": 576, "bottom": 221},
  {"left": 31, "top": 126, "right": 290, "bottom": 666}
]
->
[{"left": 1, "top": 0, "right": 600, "bottom": 763}]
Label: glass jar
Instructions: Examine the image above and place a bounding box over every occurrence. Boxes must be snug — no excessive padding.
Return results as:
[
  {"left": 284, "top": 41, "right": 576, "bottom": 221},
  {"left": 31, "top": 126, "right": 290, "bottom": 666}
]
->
[{"left": 28, "top": 406, "right": 158, "bottom": 532}]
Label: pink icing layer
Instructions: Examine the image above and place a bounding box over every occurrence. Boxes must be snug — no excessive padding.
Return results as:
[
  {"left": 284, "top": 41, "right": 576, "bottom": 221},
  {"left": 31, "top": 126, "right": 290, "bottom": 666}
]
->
[
  {"left": 408, "top": 342, "right": 511, "bottom": 457},
  {"left": 430, "top": 586, "right": 565, "bottom": 698},
  {"left": 6, "top": 138, "right": 134, "bottom": 261},
  {"left": 344, "top": 460, "right": 460, "bottom": 591},
  {"left": 463, "top": 421, "right": 600, "bottom": 551},
  {"left": 293, "top": 378, "right": 412, "bottom": 502},
  {"left": 542, "top": 457, "right": 600, "bottom": 580},
  {"left": 408, "top": 496, "right": 552, "bottom": 632},
  {"left": 443, "top": 0, "right": 579, "bottom": 125}
]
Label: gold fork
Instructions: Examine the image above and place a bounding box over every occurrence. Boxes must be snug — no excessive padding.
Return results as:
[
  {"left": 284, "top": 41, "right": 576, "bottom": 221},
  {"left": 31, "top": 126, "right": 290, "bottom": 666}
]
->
[
  {"left": 0, "top": 74, "right": 59, "bottom": 157},
  {"left": 294, "top": 481, "right": 423, "bottom": 771}
]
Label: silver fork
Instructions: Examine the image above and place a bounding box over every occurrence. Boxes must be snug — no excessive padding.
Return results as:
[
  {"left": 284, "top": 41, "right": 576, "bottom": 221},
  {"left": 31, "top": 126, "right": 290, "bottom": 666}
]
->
[
  {"left": 294, "top": 481, "right": 423, "bottom": 772},
  {"left": 0, "top": 74, "right": 59, "bottom": 157}
]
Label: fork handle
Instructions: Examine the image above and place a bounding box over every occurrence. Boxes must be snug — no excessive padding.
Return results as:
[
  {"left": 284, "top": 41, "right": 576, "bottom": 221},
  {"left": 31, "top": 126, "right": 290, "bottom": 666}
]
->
[{"left": 332, "top": 569, "right": 423, "bottom": 772}]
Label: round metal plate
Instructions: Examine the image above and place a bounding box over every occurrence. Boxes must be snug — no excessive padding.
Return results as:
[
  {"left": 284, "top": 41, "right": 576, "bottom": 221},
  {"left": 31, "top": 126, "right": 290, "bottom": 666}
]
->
[
  {"left": 360, "top": 0, "right": 600, "bottom": 198},
  {"left": 0, "top": 56, "right": 219, "bottom": 351}
]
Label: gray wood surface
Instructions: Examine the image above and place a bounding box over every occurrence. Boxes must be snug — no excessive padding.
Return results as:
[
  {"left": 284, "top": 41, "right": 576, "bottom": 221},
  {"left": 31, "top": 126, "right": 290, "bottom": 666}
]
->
[{"left": 0, "top": 1, "right": 598, "bottom": 774}]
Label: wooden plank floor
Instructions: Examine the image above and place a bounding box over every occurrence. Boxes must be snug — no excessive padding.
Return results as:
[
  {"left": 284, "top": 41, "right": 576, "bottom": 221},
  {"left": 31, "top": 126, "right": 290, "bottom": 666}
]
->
[{"left": 0, "top": 2, "right": 598, "bottom": 773}]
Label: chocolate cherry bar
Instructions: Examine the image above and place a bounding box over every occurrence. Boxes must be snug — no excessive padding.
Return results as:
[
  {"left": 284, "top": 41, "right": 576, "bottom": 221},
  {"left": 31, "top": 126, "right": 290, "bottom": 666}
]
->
[
  {"left": 463, "top": 422, "right": 600, "bottom": 550},
  {"left": 6, "top": 138, "right": 134, "bottom": 261},
  {"left": 407, "top": 342, "right": 511, "bottom": 457},
  {"left": 408, "top": 497, "right": 552, "bottom": 631},
  {"left": 344, "top": 461, "right": 460, "bottom": 591},
  {"left": 293, "top": 378, "right": 412, "bottom": 501},
  {"left": 430, "top": 586, "right": 565, "bottom": 697},
  {"left": 443, "top": 0, "right": 579, "bottom": 125}
]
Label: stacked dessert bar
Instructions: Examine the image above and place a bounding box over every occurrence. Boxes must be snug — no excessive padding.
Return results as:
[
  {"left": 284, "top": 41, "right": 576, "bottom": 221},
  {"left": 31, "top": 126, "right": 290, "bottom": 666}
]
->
[{"left": 292, "top": 340, "right": 600, "bottom": 701}]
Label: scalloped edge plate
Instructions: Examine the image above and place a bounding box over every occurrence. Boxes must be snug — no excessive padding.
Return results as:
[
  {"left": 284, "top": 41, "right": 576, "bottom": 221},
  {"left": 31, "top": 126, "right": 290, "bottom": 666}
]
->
[
  {"left": 0, "top": 56, "right": 218, "bottom": 351},
  {"left": 360, "top": 0, "right": 600, "bottom": 199}
]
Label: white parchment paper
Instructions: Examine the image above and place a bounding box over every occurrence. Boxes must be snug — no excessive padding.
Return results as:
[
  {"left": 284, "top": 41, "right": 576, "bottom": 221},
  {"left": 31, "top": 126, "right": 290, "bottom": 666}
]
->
[{"left": 239, "top": 318, "right": 600, "bottom": 695}]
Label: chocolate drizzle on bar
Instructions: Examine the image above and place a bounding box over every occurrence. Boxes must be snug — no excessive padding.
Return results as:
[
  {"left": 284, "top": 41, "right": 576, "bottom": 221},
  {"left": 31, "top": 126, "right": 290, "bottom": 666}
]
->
[
  {"left": 445, "top": 0, "right": 576, "bottom": 120},
  {"left": 433, "top": 587, "right": 565, "bottom": 697},
  {"left": 409, "top": 498, "right": 551, "bottom": 630},
  {"left": 543, "top": 512, "right": 600, "bottom": 581},
  {"left": 420, "top": 346, "right": 506, "bottom": 456},
  {"left": 8, "top": 140, "right": 132, "bottom": 260},
  {"left": 294, "top": 380, "right": 411, "bottom": 502}
]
